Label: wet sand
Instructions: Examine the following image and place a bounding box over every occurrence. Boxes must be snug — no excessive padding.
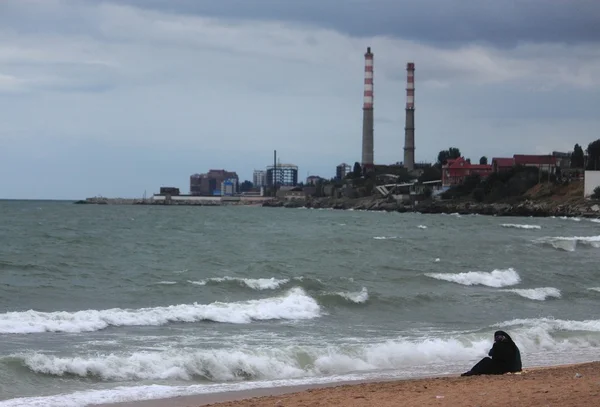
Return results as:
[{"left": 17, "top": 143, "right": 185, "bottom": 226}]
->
[{"left": 100, "top": 361, "right": 600, "bottom": 407}]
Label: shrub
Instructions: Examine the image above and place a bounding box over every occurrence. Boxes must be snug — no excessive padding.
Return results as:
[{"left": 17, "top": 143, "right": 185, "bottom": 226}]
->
[{"left": 592, "top": 186, "right": 600, "bottom": 200}]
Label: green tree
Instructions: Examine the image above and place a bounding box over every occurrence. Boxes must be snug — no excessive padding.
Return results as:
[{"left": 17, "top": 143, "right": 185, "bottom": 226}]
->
[
  {"left": 571, "top": 144, "right": 585, "bottom": 168},
  {"left": 418, "top": 166, "right": 442, "bottom": 183},
  {"left": 240, "top": 180, "right": 253, "bottom": 192},
  {"left": 479, "top": 156, "right": 488, "bottom": 165},
  {"left": 586, "top": 140, "right": 600, "bottom": 170},
  {"left": 436, "top": 147, "right": 461, "bottom": 167}
]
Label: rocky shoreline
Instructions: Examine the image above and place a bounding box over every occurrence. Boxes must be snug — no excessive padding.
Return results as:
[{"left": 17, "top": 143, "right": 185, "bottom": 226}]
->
[{"left": 263, "top": 197, "right": 600, "bottom": 218}]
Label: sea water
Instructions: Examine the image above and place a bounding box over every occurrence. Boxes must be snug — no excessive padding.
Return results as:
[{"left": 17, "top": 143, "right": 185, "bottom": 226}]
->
[{"left": 1, "top": 201, "right": 599, "bottom": 406}]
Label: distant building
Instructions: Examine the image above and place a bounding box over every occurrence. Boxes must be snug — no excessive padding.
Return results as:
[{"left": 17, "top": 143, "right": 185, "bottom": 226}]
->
[
  {"left": 159, "top": 187, "right": 180, "bottom": 196},
  {"left": 306, "top": 175, "right": 323, "bottom": 185},
  {"left": 442, "top": 157, "right": 492, "bottom": 187},
  {"left": 492, "top": 155, "right": 560, "bottom": 174},
  {"left": 552, "top": 151, "right": 571, "bottom": 169},
  {"left": 336, "top": 163, "right": 351, "bottom": 180},
  {"left": 221, "top": 178, "right": 238, "bottom": 196},
  {"left": 266, "top": 163, "right": 298, "bottom": 187},
  {"left": 190, "top": 169, "right": 239, "bottom": 196},
  {"left": 253, "top": 170, "right": 267, "bottom": 188}
]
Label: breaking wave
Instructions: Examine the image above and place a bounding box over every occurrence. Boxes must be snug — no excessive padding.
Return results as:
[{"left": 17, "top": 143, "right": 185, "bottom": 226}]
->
[
  {"left": 187, "top": 276, "right": 290, "bottom": 290},
  {"left": 0, "top": 288, "right": 320, "bottom": 334},
  {"left": 425, "top": 268, "right": 521, "bottom": 288},
  {"left": 535, "top": 235, "right": 600, "bottom": 251},
  {"left": 501, "top": 224, "right": 541, "bottom": 230},
  {"left": 319, "top": 287, "right": 369, "bottom": 305},
  {"left": 504, "top": 287, "right": 561, "bottom": 301},
  {"left": 373, "top": 236, "right": 398, "bottom": 240},
  {"left": 417, "top": 225, "right": 428, "bottom": 229}
]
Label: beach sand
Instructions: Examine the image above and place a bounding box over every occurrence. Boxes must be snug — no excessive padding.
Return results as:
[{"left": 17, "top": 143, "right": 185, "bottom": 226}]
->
[{"left": 101, "top": 361, "right": 600, "bottom": 407}]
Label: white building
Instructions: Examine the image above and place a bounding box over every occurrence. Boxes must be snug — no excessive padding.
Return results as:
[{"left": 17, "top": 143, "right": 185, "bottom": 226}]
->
[
  {"left": 253, "top": 170, "right": 266, "bottom": 188},
  {"left": 221, "top": 178, "right": 238, "bottom": 196},
  {"left": 585, "top": 171, "right": 600, "bottom": 198}
]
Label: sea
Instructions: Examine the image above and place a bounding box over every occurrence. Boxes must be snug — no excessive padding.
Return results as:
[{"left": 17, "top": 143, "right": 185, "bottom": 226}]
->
[{"left": 1, "top": 200, "right": 600, "bottom": 407}]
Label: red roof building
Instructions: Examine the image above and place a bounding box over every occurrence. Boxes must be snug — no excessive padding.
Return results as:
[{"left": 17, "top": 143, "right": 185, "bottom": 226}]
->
[
  {"left": 442, "top": 157, "right": 493, "bottom": 187},
  {"left": 492, "top": 158, "right": 514, "bottom": 173}
]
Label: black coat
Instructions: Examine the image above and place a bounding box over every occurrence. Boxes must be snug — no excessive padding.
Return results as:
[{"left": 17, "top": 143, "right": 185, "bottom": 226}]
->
[{"left": 488, "top": 330, "right": 522, "bottom": 373}]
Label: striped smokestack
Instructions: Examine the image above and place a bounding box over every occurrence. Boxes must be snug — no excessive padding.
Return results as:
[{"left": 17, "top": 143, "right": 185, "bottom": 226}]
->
[
  {"left": 403, "top": 62, "right": 415, "bottom": 171},
  {"left": 361, "top": 47, "right": 374, "bottom": 170}
]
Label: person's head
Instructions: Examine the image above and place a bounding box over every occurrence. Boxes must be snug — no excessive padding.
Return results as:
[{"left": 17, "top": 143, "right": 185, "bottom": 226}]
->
[{"left": 494, "top": 330, "right": 513, "bottom": 343}]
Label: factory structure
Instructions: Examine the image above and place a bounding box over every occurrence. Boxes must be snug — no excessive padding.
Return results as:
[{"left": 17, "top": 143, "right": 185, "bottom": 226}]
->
[
  {"left": 153, "top": 47, "right": 422, "bottom": 203},
  {"left": 360, "top": 46, "right": 417, "bottom": 172}
]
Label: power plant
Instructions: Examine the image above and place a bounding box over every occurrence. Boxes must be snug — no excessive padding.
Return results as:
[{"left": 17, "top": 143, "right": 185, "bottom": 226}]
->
[
  {"left": 359, "top": 48, "right": 416, "bottom": 172},
  {"left": 403, "top": 62, "right": 416, "bottom": 170},
  {"left": 361, "top": 47, "right": 374, "bottom": 171}
]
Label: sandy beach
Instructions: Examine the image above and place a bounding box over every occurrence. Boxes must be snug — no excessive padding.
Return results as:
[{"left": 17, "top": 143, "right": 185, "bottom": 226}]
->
[{"left": 100, "top": 361, "right": 600, "bottom": 407}]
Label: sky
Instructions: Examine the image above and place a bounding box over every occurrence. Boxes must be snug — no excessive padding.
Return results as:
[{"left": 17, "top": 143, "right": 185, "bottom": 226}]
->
[{"left": 1, "top": 0, "right": 599, "bottom": 199}]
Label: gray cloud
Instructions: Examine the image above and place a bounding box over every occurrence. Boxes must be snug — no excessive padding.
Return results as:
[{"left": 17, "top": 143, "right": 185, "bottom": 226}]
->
[{"left": 102, "top": 0, "right": 600, "bottom": 47}]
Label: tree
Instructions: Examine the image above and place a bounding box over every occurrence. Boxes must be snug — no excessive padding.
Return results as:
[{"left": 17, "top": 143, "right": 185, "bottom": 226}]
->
[
  {"left": 593, "top": 186, "right": 600, "bottom": 200},
  {"left": 571, "top": 144, "right": 585, "bottom": 168},
  {"left": 240, "top": 180, "right": 253, "bottom": 192},
  {"left": 479, "top": 156, "right": 488, "bottom": 165},
  {"left": 586, "top": 139, "right": 600, "bottom": 170},
  {"left": 418, "top": 166, "right": 442, "bottom": 183},
  {"left": 353, "top": 161, "right": 362, "bottom": 177},
  {"left": 436, "top": 147, "right": 461, "bottom": 167}
]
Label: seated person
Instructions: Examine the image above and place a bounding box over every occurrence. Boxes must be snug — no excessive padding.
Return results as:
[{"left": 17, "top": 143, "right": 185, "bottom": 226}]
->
[{"left": 462, "top": 330, "right": 522, "bottom": 376}]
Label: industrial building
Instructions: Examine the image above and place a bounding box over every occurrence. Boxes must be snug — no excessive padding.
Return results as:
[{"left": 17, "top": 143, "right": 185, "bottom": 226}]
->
[
  {"left": 336, "top": 163, "right": 352, "bottom": 180},
  {"left": 266, "top": 163, "right": 298, "bottom": 187},
  {"left": 361, "top": 47, "right": 374, "bottom": 171},
  {"left": 221, "top": 178, "right": 238, "bottom": 196},
  {"left": 403, "top": 62, "right": 416, "bottom": 171},
  {"left": 253, "top": 170, "right": 266, "bottom": 188},
  {"left": 190, "top": 169, "right": 239, "bottom": 196}
]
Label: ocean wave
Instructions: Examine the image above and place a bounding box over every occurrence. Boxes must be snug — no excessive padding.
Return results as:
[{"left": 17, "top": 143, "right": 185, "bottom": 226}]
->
[
  {"left": 588, "top": 287, "right": 600, "bottom": 293},
  {"left": 417, "top": 225, "right": 428, "bottom": 229},
  {"left": 4, "top": 318, "right": 600, "bottom": 407},
  {"left": 501, "top": 224, "right": 541, "bottom": 230},
  {"left": 373, "top": 236, "right": 398, "bottom": 240},
  {"left": 319, "top": 288, "right": 369, "bottom": 305},
  {"left": 504, "top": 287, "right": 561, "bottom": 301},
  {"left": 15, "top": 338, "right": 491, "bottom": 382},
  {"left": 0, "top": 288, "right": 320, "bottom": 334},
  {"left": 534, "top": 235, "right": 600, "bottom": 251},
  {"left": 589, "top": 218, "right": 600, "bottom": 224},
  {"left": 187, "top": 276, "right": 290, "bottom": 290},
  {"left": 552, "top": 216, "right": 582, "bottom": 222},
  {"left": 153, "top": 281, "right": 177, "bottom": 285},
  {"left": 425, "top": 268, "right": 520, "bottom": 288}
]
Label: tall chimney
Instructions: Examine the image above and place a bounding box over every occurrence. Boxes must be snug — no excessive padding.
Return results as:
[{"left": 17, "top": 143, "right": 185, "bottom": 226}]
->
[
  {"left": 403, "top": 62, "right": 415, "bottom": 171},
  {"left": 361, "top": 47, "right": 374, "bottom": 170}
]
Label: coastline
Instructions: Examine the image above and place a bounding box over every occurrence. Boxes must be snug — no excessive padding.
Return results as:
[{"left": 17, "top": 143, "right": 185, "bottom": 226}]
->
[
  {"left": 263, "top": 196, "right": 600, "bottom": 219},
  {"left": 97, "top": 361, "right": 600, "bottom": 407}
]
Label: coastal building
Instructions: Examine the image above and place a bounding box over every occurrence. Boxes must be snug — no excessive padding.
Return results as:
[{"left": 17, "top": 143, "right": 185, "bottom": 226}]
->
[
  {"left": 253, "top": 170, "right": 266, "bottom": 188},
  {"left": 266, "top": 163, "right": 298, "bottom": 187},
  {"left": 159, "top": 187, "right": 180, "bottom": 196},
  {"left": 190, "top": 169, "right": 239, "bottom": 196},
  {"left": 306, "top": 175, "right": 323, "bottom": 185},
  {"left": 442, "top": 157, "right": 492, "bottom": 186},
  {"left": 220, "top": 178, "right": 238, "bottom": 196},
  {"left": 492, "top": 155, "right": 560, "bottom": 174},
  {"left": 336, "top": 163, "right": 351, "bottom": 180}
]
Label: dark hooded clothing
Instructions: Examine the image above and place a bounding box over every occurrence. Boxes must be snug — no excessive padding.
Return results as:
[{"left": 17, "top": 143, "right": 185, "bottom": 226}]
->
[{"left": 462, "top": 330, "right": 522, "bottom": 376}]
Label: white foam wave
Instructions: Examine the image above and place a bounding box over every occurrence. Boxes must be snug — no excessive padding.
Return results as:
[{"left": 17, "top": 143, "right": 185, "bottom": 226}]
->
[
  {"left": 535, "top": 235, "right": 600, "bottom": 251},
  {"left": 505, "top": 287, "right": 561, "bottom": 301},
  {"left": 417, "top": 225, "right": 427, "bottom": 229},
  {"left": 425, "top": 268, "right": 520, "bottom": 288},
  {"left": 589, "top": 218, "right": 600, "bottom": 224},
  {"left": 154, "top": 281, "right": 177, "bottom": 285},
  {"left": 333, "top": 287, "right": 369, "bottom": 304},
  {"left": 501, "top": 224, "right": 541, "bottom": 230},
  {"left": 0, "top": 288, "right": 320, "bottom": 334},
  {"left": 5, "top": 318, "right": 600, "bottom": 407},
  {"left": 552, "top": 216, "right": 582, "bottom": 222},
  {"left": 588, "top": 287, "right": 600, "bottom": 293},
  {"left": 187, "top": 276, "right": 290, "bottom": 290},
  {"left": 373, "top": 236, "right": 398, "bottom": 240}
]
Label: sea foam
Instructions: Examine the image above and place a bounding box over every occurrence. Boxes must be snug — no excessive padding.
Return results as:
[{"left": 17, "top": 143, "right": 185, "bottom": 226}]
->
[
  {"left": 187, "top": 276, "right": 290, "bottom": 290},
  {"left": 425, "top": 268, "right": 521, "bottom": 288},
  {"left": 501, "top": 224, "right": 541, "bottom": 230},
  {"left": 535, "top": 235, "right": 600, "bottom": 251},
  {"left": 504, "top": 287, "right": 561, "bottom": 301},
  {"left": 0, "top": 288, "right": 320, "bottom": 334}
]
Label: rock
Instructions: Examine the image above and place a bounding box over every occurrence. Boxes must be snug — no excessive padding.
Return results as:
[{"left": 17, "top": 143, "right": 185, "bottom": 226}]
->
[{"left": 591, "top": 204, "right": 600, "bottom": 212}]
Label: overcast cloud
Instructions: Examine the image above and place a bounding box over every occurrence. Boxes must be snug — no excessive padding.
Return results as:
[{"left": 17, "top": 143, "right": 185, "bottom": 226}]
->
[{"left": 1, "top": 0, "right": 599, "bottom": 199}]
